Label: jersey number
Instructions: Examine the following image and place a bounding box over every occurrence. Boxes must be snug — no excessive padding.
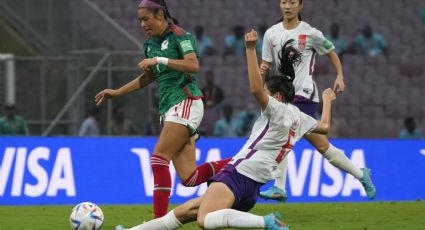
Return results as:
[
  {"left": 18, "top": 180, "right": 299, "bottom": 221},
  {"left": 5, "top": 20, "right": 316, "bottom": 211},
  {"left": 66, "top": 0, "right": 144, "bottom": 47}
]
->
[{"left": 275, "top": 129, "right": 295, "bottom": 163}]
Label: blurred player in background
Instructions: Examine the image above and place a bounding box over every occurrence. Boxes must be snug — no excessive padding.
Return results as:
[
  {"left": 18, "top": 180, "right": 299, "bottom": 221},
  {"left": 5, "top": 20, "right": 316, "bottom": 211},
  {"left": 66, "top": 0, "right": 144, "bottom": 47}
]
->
[
  {"left": 95, "top": 0, "right": 230, "bottom": 218},
  {"left": 78, "top": 107, "right": 101, "bottom": 136},
  {"left": 259, "top": 0, "right": 376, "bottom": 201},
  {"left": 114, "top": 29, "right": 336, "bottom": 230},
  {"left": 0, "top": 104, "right": 30, "bottom": 136}
]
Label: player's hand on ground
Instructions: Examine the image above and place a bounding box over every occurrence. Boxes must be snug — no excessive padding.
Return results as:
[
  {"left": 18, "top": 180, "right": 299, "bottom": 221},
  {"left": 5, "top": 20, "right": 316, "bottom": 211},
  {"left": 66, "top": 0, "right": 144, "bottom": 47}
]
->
[
  {"left": 322, "top": 88, "right": 336, "bottom": 102},
  {"left": 333, "top": 76, "right": 345, "bottom": 94},
  {"left": 245, "top": 29, "right": 258, "bottom": 49},
  {"left": 95, "top": 89, "right": 120, "bottom": 106},
  {"left": 138, "top": 58, "right": 158, "bottom": 71}
]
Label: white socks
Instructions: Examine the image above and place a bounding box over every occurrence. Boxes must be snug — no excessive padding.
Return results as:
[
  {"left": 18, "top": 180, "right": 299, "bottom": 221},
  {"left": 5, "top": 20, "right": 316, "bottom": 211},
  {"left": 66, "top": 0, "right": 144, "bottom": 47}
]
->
[
  {"left": 129, "top": 210, "right": 182, "bottom": 230},
  {"left": 273, "top": 155, "right": 289, "bottom": 191},
  {"left": 129, "top": 209, "right": 266, "bottom": 229},
  {"left": 204, "top": 209, "right": 265, "bottom": 229},
  {"left": 273, "top": 145, "right": 364, "bottom": 191},
  {"left": 323, "top": 144, "right": 363, "bottom": 179}
]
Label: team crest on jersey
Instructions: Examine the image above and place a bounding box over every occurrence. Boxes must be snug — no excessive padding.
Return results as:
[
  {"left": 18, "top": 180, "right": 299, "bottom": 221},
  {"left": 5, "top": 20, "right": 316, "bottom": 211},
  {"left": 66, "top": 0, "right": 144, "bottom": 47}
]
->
[
  {"left": 298, "top": 34, "right": 307, "bottom": 52},
  {"left": 303, "top": 88, "right": 312, "bottom": 94},
  {"left": 161, "top": 39, "right": 169, "bottom": 50}
]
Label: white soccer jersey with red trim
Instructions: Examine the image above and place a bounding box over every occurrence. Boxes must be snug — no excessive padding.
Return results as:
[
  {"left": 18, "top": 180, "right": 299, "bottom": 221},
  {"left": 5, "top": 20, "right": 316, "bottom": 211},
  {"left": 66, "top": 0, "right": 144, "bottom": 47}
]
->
[
  {"left": 230, "top": 96, "right": 317, "bottom": 183},
  {"left": 262, "top": 21, "right": 335, "bottom": 102}
]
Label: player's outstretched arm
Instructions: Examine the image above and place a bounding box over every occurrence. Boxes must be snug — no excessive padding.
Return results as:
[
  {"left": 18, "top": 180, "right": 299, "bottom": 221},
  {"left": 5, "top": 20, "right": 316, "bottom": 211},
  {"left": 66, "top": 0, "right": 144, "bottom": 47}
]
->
[
  {"left": 245, "top": 29, "right": 269, "bottom": 110},
  {"left": 314, "top": 88, "right": 336, "bottom": 134},
  {"left": 327, "top": 51, "right": 345, "bottom": 94},
  {"left": 94, "top": 71, "right": 154, "bottom": 106}
]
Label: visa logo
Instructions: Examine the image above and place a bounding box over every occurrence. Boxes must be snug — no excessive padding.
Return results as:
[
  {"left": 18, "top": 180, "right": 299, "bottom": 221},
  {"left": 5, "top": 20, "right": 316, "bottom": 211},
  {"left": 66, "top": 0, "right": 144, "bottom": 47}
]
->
[
  {"left": 0, "top": 147, "right": 76, "bottom": 197},
  {"left": 287, "top": 149, "right": 367, "bottom": 197}
]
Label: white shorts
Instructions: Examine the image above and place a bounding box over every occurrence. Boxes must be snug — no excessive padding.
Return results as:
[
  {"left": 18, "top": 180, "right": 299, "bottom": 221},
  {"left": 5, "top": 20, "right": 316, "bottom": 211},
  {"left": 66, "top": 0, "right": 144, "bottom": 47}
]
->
[{"left": 163, "top": 98, "right": 204, "bottom": 133}]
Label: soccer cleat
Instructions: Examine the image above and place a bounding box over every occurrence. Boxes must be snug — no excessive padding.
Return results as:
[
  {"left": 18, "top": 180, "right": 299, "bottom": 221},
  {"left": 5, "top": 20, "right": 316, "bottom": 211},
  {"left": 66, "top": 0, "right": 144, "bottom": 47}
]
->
[
  {"left": 113, "top": 225, "right": 126, "bottom": 230},
  {"left": 359, "top": 168, "right": 376, "bottom": 199},
  {"left": 259, "top": 186, "right": 288, "bottom": 202},
  {"left": 263, "top": 212, "right": 290, "bottom": 230}
]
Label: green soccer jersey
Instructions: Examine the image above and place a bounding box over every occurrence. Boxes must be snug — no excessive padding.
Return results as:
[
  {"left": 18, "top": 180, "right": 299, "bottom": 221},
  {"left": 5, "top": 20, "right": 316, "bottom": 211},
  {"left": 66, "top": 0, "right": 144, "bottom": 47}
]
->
[
  {"left": 0, "top": 116, "right": 30, "bottom": 135},
  {"left": 144, "top": 24, "right": 203, "bottom": 115}
]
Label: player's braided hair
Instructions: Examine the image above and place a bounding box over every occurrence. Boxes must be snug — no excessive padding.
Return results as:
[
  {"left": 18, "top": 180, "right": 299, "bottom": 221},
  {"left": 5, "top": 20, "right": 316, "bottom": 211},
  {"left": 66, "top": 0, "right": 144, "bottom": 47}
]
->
[
  {"left": 150, "top": 0, "right": 179, "bottom": 25},
  {"left": 265, "top": 39, "right": 302, "bottom": 103}
]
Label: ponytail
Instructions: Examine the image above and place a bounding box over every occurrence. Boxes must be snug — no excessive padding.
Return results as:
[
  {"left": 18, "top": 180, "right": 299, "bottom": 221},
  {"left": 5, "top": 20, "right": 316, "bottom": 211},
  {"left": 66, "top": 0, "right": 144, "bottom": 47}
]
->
[
  {"left": 265, "top": 39, "right": 302, "bottom": 103},
  {"left": 162, "top": 1, "right": 179, "bottom": 25},
  {"left": 277, "top": 39, "right": 302, "bottom": 81}
]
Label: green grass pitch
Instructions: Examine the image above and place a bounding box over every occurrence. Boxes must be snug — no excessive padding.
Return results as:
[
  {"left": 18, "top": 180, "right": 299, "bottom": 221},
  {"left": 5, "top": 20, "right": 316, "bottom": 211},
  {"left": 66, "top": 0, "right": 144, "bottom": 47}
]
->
[{"left": 1, "top": 201, "right": 424, "bottom": 229}]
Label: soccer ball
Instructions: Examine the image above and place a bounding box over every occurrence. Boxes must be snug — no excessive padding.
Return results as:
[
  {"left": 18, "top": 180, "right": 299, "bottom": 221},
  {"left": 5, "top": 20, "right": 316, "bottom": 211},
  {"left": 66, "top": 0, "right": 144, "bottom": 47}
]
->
[{"left": 69, "top": 202, "right": 104, "bottom": 230}]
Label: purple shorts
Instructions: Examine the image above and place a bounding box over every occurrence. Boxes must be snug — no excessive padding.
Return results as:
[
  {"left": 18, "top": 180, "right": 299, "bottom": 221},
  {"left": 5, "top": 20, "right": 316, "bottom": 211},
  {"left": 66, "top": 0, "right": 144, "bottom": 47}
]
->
[
  {"left": 208, "top": 165, "right": 264, "bottom": 212},
  {"left": 293, "top": 96, "right": 319, "bottom": 119}
]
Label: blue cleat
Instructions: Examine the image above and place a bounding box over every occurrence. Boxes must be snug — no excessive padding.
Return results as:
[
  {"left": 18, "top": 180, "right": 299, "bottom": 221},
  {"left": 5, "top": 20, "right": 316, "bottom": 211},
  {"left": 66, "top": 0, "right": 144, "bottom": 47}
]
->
[
  {"left": 359, "top": 168, "right": 376, "bottom": 199},
  {"left": 263, "top": 212, "right": 290, "bottom": 230},
  {"left": 113, "top": 225, "right": 126, "bottom": 230},
  {"left": 259, "top": 186, "right": 288, "bottom": 202}
]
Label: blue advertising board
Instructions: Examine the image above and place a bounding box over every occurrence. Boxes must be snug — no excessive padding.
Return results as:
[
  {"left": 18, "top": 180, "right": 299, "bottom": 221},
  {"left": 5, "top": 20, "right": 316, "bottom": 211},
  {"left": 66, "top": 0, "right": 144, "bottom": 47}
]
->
[{"left": 0, "top": 137, "right": 424, "bottom": 205}]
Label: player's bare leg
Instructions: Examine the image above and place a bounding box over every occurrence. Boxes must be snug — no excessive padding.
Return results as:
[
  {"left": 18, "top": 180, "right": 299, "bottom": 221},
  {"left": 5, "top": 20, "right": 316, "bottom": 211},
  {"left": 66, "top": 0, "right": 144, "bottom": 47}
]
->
[
  {"left": 152, "top": 122, "right": 232, "bottom": 218},
  {"left": 304, "top": 133, "right": 376, "bottom": 199},
  {"left": 197, "top": 182, "right": 235, "bottom": 228},
  {"left": 171, "top": 136, "right": 198, "bottom": 182},
  {"left": 151, "top": 122, "right": 190, "bottom": 218},
  {"left": 173, "top": 137, "right": 232, "bottom": 187}
]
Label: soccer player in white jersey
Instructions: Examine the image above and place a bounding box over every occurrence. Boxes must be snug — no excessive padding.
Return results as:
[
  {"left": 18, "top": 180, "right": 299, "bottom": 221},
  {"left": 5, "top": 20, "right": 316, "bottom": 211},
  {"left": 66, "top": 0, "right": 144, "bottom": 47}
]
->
[
  {"left": 114, "top": 30, "right": 336, "bottom": 230},
  {"left": 259, "top": 0, "right": 376, "bottom": 202}
]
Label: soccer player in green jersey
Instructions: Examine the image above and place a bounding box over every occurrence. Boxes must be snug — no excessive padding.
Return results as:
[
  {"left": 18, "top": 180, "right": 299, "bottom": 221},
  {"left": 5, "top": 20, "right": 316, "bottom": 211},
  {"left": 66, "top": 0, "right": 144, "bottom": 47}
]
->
[
  {"left": 0, "top": 104, "right": 30, "bottom": 135},
  {"left": 95, "top": 0, "right": 230, "bottom": 219}
]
